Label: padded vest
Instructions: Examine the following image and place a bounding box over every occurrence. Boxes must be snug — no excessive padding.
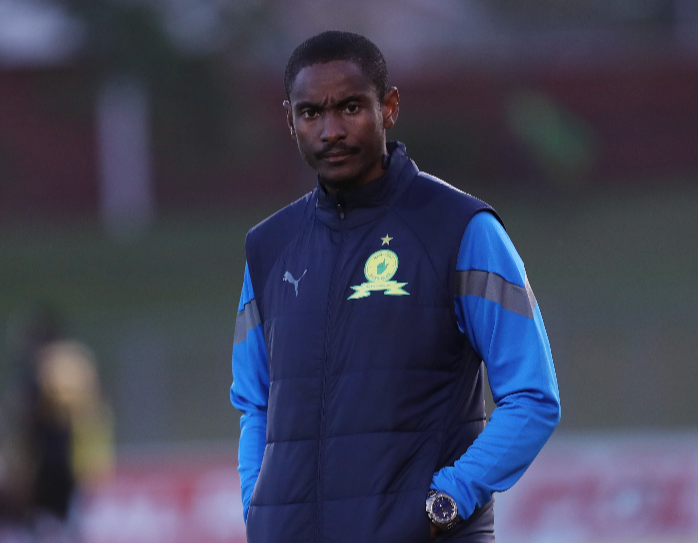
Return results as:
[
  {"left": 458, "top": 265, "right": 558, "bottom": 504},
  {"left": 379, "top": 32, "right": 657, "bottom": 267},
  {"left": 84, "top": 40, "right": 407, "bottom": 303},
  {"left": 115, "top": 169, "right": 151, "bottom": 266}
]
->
[{"left": 245, "top": 143, "right": 498, "bottom": 543}]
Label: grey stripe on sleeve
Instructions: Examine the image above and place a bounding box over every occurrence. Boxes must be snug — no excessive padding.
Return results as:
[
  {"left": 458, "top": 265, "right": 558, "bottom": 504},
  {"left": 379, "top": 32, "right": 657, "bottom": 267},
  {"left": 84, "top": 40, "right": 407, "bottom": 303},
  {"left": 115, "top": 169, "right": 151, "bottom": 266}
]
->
[
  {"left": 234, "top": 299, "right": 261, "bottom": 345},
  {"left": 456, "top": 270, "right": 537, "bottom": 319}
]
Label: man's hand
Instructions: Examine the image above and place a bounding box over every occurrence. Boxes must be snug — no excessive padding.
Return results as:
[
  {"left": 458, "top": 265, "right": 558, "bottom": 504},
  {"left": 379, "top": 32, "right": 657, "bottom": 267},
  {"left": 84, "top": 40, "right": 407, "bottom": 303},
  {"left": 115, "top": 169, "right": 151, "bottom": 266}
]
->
[{"left": 430, "top": 523, "right": 439, "bottom": 537}]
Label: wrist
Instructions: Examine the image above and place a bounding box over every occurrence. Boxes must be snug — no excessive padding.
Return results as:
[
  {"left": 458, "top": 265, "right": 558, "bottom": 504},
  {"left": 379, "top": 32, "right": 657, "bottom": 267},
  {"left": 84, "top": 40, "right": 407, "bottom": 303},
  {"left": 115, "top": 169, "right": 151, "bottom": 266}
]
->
[{"left": 426, "top": 489, "right": 458, "bottom": 533}]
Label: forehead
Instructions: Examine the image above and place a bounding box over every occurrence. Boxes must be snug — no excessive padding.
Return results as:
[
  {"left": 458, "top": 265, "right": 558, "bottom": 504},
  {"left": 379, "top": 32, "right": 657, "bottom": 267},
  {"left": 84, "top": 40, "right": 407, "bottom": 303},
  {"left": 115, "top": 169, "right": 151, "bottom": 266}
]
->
[{"left": 289, "top": 60, "right": 378, "bottom": 104}]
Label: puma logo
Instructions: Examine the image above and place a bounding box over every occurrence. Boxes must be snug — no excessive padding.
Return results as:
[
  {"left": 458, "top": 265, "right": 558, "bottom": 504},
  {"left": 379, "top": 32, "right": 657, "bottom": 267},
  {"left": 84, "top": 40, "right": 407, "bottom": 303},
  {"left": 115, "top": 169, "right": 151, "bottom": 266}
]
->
[{"left": 283, "top": 270, "right": 307, "bottom": 297}]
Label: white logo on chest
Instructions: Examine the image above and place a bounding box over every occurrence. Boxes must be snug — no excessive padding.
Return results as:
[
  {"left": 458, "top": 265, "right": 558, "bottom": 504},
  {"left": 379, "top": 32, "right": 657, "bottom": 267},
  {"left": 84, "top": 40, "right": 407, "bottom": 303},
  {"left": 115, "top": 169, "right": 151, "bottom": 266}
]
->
[{"left": 283, "top": 270, "right": 307, "bottom": 297}]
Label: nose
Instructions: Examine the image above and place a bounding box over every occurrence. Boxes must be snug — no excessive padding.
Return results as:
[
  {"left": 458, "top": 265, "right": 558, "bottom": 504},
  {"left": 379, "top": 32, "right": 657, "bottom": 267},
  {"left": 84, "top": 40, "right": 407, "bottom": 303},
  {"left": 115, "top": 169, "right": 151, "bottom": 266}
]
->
[{"left": 320, "top": 110, "right": 346, "bottom": 143}]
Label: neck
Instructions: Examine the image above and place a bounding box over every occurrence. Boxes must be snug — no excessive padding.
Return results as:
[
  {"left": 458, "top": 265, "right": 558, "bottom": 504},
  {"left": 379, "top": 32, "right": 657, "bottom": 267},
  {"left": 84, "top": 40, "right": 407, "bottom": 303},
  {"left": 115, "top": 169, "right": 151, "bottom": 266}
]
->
[{"left": 320, "top": 153, "right": 391, "bottom": 195}]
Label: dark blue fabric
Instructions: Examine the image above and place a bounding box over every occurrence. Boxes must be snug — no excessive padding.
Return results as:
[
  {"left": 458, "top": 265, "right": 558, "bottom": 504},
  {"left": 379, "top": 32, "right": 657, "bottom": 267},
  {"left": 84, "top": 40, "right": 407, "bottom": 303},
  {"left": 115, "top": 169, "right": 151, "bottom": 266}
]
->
[{"left": 244, "top": 142, "right": 498, "bottom": 543}]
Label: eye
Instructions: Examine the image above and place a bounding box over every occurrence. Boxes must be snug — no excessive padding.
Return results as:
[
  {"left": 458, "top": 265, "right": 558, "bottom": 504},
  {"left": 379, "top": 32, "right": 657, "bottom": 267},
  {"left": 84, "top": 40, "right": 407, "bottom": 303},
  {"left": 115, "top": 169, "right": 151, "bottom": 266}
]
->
[
  {"left": 344, "top": 103, "right": 359, "bottom": 114},
  {"left": 302, "top": 108, "right": 319, "bottom": 119}
]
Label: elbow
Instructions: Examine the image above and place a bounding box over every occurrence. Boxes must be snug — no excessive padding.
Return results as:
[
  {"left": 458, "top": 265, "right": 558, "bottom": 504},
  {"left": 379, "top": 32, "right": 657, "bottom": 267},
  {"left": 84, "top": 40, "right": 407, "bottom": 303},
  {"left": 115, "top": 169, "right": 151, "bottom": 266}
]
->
[
  {"left": 544, "top": 393, "right": 561, "bottom": 432},
  {"left": 552, "top": 400, "right": 561, "bottom": 429},
  {"left": 526, "top": 388, "right": 560, "bottom": 436}
]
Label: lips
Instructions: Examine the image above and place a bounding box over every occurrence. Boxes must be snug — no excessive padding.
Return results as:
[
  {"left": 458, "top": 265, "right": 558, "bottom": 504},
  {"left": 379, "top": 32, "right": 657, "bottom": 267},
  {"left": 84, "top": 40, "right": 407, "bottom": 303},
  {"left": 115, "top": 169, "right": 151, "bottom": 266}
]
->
[{"left": 323, "top": 152, "right": 352, "bottom": 162}]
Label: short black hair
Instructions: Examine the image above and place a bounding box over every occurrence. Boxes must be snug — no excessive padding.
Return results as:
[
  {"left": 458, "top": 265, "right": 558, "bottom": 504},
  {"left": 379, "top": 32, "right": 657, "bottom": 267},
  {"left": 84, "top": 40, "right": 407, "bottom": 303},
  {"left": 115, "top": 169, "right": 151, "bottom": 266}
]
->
[{"left": 284, "top": 31, "right": 388, "bottom": 101}]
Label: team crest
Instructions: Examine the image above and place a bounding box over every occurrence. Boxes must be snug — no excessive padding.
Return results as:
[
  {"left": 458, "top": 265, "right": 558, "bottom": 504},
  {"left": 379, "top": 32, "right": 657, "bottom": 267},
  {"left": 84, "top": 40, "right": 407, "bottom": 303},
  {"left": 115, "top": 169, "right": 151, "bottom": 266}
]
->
[{"left": 348, "top": 249, "right": 409, "bottom": 300}]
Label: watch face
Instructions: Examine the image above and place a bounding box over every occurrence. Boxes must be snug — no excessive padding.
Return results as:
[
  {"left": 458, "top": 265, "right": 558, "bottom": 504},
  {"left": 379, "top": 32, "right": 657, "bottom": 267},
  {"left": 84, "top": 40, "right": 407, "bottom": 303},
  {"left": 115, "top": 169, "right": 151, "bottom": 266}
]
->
[{"left": 432, "top": 496, "right": 455, "bottom": 522}]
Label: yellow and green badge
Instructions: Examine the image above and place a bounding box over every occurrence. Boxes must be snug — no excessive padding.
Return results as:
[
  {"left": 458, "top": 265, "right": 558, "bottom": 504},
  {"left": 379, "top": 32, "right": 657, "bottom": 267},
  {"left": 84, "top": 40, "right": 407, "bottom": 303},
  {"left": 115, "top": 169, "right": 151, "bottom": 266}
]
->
[{"left": 348, "top": 249, "right": 409, "bottom": 300}]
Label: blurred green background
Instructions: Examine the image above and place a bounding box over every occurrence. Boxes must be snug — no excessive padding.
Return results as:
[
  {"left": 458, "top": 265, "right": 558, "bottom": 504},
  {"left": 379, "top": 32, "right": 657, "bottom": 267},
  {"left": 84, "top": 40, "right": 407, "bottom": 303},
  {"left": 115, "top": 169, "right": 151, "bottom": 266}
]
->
[{"left": 2, "top": 185, "right": 697, "bottom": 443}]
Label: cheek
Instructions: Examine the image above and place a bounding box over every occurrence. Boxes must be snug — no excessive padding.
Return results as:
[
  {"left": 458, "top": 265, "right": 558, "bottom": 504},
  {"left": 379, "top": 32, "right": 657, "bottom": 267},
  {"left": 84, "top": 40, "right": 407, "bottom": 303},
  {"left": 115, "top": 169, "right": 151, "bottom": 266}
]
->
[
  {"left": 295, "top": 132, "right": 318, "bottom": 164},
  {"left": 293, "top": 118, "right": 317, "bottom": 140},
  {"left": 293, "top": 128, "right": 313, "bottom": 149},
  {"left": 368, "top": 110, "right": 386, "bottom": 136},
  {"left": 353, "top": 116, "right": 381, "bottom": 143}
]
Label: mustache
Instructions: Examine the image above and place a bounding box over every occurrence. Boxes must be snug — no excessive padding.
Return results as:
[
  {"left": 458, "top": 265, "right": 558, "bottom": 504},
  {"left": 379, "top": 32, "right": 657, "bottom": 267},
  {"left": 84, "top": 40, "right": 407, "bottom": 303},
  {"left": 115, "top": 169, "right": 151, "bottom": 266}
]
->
[{"left": 315, "top": 144, "right": 360, "bottom": 160}]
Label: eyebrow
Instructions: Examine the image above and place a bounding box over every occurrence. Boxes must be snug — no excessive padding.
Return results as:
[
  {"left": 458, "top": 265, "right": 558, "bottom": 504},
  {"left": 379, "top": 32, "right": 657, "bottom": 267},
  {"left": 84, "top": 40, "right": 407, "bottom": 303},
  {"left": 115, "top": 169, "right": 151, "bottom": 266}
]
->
[
  {"left": 334, "top": 94, "right": 367, "bottom": 108},
  {"left": 293, "top": 94, "right": 369, "bottom": 112}
]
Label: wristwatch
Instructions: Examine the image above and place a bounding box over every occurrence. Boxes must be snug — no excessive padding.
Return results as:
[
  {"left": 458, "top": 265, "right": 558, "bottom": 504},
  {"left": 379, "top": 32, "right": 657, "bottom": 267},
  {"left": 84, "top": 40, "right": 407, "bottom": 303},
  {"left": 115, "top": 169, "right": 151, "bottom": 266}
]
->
[{"left": 425, "top": 489, "right": 458, "bottom": 532}]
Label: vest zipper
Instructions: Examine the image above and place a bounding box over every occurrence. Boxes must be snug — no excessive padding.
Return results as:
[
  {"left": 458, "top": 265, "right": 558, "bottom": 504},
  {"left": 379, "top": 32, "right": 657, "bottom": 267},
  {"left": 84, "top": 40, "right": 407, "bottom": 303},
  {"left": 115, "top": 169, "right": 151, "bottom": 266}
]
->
[{"left": 317, "top": 209, "right": 345, "bottom": 543}]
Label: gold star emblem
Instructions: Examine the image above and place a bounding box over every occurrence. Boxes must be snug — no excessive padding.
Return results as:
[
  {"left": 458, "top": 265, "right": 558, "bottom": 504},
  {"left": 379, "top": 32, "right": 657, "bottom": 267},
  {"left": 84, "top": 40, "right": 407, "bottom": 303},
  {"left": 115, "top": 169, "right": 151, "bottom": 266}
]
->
[{"left": 380, "top": 234, "right": 393, "bottom": 246}]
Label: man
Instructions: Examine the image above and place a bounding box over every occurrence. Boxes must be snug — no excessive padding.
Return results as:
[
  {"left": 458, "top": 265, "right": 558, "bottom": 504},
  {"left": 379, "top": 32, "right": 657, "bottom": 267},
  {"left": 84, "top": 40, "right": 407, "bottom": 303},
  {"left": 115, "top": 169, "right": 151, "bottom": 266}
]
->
[{"left": 231, "top": 31, "right": 560, "bottom": 543}]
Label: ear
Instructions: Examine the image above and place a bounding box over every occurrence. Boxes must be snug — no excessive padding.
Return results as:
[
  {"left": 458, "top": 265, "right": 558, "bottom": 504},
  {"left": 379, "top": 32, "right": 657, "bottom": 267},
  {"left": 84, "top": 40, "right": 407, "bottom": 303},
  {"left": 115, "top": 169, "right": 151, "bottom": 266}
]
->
[
  {"left": 283, "top": 100, "right": 296, "bottom": 140},
  {"left": 381, "top": 87, "right": 399, "bottom": 130}
]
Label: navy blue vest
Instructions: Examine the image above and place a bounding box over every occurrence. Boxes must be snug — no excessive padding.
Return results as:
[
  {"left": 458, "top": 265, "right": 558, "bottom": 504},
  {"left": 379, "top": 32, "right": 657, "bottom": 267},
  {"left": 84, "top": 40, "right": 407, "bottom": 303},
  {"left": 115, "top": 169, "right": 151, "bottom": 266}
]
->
[{"left": 245, "top": 143, "right": 498, "bottom": 543}]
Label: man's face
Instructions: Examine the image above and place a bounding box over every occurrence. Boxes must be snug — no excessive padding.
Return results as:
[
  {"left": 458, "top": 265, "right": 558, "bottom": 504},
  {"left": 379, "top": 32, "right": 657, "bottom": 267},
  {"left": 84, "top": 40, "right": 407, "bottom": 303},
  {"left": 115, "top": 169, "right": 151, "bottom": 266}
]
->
[{"left": 285, "top": 60, "right": 398, "bottom": 192}]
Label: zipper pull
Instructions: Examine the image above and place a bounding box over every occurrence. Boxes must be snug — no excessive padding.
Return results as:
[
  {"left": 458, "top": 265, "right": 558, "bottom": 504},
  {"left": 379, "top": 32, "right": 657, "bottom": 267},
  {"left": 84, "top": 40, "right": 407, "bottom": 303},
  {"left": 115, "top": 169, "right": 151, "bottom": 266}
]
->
[{"left": 336, "top": 198, "right": 345, "bottom": 220}]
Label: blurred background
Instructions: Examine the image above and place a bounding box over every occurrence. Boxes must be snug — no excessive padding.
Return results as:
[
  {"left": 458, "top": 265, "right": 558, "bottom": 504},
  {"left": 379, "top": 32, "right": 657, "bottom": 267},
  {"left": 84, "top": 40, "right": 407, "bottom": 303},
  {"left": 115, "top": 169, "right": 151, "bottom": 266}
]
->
[{"left": 0, "top": 0, "right": 697, "bottom": 541}]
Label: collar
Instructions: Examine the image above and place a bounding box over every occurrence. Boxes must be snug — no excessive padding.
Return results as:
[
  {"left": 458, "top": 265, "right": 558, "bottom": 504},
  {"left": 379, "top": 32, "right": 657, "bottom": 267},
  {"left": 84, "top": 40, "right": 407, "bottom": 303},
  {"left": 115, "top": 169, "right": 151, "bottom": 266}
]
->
[{"left": 315, "top": 141, "right": 415, "bottom": 229}]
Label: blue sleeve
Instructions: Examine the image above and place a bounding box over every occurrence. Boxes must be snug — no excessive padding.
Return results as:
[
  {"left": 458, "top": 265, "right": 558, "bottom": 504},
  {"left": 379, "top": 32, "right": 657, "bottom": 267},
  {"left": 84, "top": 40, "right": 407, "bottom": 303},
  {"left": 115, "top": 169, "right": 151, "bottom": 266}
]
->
[
  {"left": 230, "top": 262, "right": 269, "bottom": 523},
  {"left": 431, "top": 211, "right": 561, "bottom": 519}
]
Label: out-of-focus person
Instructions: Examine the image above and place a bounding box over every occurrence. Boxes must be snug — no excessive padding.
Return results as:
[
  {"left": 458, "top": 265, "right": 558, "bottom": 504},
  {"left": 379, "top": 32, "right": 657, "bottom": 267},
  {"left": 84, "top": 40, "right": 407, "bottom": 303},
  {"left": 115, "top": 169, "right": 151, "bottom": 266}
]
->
[
  {"left": 35, "top": 340, "right": 115, "bottom": 494},
  {"left": 0, "top": 307, "right": 114, "bottom": 539}
]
